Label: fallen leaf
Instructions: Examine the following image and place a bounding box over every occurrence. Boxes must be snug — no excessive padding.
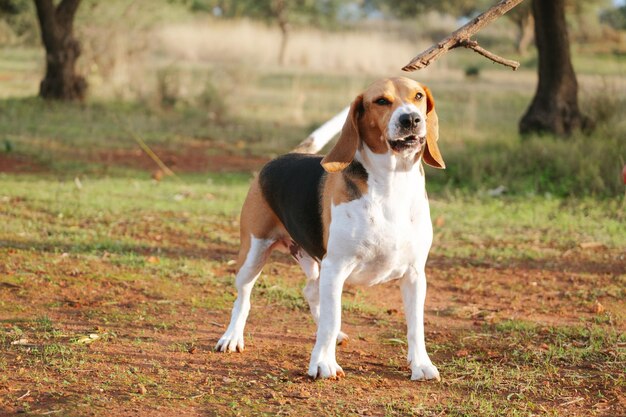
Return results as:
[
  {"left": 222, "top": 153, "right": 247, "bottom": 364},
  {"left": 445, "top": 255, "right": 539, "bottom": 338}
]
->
[
  {"left": 74, "top": 334, "right": 100, "bottom": 345},
  {"left": 11, "top": 339, "right": 32, "bottom": 346},
  {"left": 152, "top": 170, "right": 164, "bottom": 182},
  {"left": 147, "top": 256, "right": 160, "bottom": 264},
  {"left": 289, "top": 389, "right": 311, "bottom": 399},
  {"left": 579, "top": 241, "right": 606, "bottom": 250},
  {"left": 434, "top": 216, "right": 445, "bottom": 228},
  {"left": 591, "top": 301, "right": 605, "bottom": 314},
  {"left": 486, "top": 350, "right": 501, "bottom": 359},
  {"left": 137, "top": 384, "right": 147, "bottom": 395},
  {"left": 455, "top": 349, "right": 469, "bottom": 358}
]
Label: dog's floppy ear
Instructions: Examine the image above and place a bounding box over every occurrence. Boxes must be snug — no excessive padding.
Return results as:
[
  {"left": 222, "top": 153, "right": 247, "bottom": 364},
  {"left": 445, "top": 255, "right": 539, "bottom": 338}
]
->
[
  {"left": 321, "top": 95, "right": 363, "bottom": 173},
  {"left": 422, "top": 86, "right": 446, "bottom": 169}
]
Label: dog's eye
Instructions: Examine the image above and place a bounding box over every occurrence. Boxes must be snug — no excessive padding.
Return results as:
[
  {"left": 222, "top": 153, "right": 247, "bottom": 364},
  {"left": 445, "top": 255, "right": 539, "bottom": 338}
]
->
[
  {"left": 415, "top": 92, "right": 424, "bottom": 101},
  {"left": 375, "top": 97, "right": 391, "bottom": 106}
]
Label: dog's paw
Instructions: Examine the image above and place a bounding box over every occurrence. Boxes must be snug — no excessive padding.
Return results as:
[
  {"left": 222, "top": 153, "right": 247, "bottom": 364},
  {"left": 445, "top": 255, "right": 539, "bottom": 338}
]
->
[
  {"left": 308, "top": 358, "right": 345, "bottom": 379},
  {"left": 215, "top": 330, "right": 244, "bottom": 353},
  {"left": 410, "top": 362, "right": 440, "bottom": 381},
  {"left": 337, "top": 331, "right": 349, "bottom": 345}
]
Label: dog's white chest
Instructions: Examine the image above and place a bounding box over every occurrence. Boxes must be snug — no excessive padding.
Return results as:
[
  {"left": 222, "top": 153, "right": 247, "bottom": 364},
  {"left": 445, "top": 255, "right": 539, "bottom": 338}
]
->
[{"left": 327, "top": 174, "right": 432, "bottom": 286}]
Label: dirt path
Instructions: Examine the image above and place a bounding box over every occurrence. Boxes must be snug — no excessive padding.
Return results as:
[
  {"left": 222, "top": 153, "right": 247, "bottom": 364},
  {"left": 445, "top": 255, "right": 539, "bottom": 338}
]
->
[
  {"left": 1, "top": 245, "right": 624, "bottom": 416},
  {"left": 0, "top": 142, "right": 269, "bottom": 175}
]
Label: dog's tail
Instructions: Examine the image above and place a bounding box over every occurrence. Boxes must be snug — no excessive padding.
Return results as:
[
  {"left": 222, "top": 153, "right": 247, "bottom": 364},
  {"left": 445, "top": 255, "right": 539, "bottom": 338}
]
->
[{"left": 291, "top": 106, "right": 349, "bottom": 154}]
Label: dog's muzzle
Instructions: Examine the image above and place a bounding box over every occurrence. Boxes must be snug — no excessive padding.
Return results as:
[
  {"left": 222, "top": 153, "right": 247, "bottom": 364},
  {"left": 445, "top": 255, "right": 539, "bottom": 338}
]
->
[{"left": 388, "top": 112, "right": 425, "bottom": 152}]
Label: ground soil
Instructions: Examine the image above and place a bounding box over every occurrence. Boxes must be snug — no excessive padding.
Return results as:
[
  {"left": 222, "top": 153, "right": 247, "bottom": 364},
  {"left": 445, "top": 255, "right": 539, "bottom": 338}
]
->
[
  {"left": 1, "top": 248, "right": 624, "bottom": 416},
  {"left": 0, "top": 153, "right": 47, "bottom": 174},
  {"left": 91, "top": 144, "right": 269, "bottom": 174},
  {"left": 0, "top": 149, "right": 624, "bottom": 416},
  {"left": 0, "top": 142, "right": 269, "bottom": 175}
]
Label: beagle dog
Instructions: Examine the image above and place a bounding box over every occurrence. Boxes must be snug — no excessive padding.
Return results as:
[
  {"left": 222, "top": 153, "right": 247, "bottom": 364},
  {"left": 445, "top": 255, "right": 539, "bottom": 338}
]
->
[{"left": 216, "top": 77, "right": 445, "bottom": 381}]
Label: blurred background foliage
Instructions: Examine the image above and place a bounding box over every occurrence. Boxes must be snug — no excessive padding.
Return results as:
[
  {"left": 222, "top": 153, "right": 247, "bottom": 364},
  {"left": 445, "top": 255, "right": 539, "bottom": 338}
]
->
[{"left": 0, "top": 0, "right": 625, "bottom": 196}]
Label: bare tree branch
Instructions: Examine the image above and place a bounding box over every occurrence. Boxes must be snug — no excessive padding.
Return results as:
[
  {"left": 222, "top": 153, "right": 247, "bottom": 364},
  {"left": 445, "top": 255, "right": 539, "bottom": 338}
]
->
[
  {"left": 455, "top": 39, "right": 520, "bottom": 70},
  {"left": 402, "top": 0, "right": 527, "bottom": 72}
]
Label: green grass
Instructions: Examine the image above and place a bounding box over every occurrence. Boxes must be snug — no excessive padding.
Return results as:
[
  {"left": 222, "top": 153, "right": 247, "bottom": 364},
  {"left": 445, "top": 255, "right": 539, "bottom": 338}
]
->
[
  {"left": 2, "top": 67, "right": 625, "bottom": 195},
  {"left": 430, "top": 195, "right": 626, "bottom": 260},
  {"left": 2, "top": 24, "right": 625, "bottom": 197},
  {"left": 2, "top": 173, "right": 623, "bottom": 267}
]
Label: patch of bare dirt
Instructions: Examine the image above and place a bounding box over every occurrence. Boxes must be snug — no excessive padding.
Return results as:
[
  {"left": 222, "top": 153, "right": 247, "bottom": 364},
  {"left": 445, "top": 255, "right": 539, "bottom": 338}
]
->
[
  {"left": 0, "top": 247, "right": 621, "bottom": 416},
  {"left": 0, "top": 243, "right": 623, "bottom": 416},
  {"left": 1, "top": 142, "right": 270, "bottom": 175},
  {"left": 0, "top": 153, "right": 47, "bottom": 173},
  {"left": 92, "top": 142, "right": 268, "bottom": 173}
]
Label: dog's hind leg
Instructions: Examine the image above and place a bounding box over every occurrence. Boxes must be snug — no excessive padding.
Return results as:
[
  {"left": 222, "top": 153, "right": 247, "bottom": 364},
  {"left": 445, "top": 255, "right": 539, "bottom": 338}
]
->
[
  {"left": 215, "top": 235, "right": 274, "bottom": 352},
  {"left": 216, "top": 178, "right": 280, "bottom": 353},
  {"left": 298, "top": 252, "right": 348, "bottom": 344}
]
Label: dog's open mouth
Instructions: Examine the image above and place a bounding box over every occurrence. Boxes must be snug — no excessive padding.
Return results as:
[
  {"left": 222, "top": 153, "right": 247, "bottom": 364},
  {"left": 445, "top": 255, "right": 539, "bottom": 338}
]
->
[{"left": 388, "top": 135, "right": 425, "bottom": 152}]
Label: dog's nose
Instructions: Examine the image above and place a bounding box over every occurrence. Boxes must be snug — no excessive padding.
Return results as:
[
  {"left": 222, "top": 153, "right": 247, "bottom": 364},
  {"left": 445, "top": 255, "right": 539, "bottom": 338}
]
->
[{"left": 399, "top": 112, "right": 421, "bottom": 129}]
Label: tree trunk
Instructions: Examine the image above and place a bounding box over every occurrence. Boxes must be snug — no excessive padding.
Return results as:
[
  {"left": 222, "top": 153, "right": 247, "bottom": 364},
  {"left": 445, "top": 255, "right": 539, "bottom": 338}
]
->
[
  {"left": 519, "top": 0, "right": 590, "bottom": 136},
  {"left": 34, "top": 0, "right": 86, "bottom": 101},
  {"left": 277, "top": 19, "right": 289, "bottom": 66},
  {"left": 516, "top": 11, "right": 534, "bottom": 56},
  {"left": 272, "top": 0, "right": 289, "bottom": 66}
]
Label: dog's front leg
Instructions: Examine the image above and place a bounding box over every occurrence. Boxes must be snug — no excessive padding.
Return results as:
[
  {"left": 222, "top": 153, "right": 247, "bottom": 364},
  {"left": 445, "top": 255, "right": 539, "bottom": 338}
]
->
[
  {"left": 307, "top": 259, "right": 353, "bottom": 379},
  {"left": 401, "top": 267, "right": 440, "bottom": 381}
]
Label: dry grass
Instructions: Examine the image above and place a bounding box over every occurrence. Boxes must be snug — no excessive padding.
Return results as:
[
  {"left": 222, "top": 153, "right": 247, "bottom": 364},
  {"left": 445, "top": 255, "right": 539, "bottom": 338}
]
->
[
  {"left": 77, "top": 17, "right": 439, "bottom": 100},
  {"left": 155, "top": 19, "right": 429, "bottom": 74}
]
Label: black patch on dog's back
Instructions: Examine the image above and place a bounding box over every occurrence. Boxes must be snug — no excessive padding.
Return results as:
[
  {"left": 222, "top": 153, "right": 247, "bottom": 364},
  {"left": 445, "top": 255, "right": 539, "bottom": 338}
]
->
[{"left": 259, "top": 154, "right": 326, "bottom": 260}]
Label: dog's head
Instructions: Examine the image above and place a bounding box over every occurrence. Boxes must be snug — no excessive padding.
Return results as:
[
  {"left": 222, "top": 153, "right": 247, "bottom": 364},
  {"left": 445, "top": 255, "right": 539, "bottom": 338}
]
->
[{"left": 321, "top": 77, "right": 445, "bottom": 172}]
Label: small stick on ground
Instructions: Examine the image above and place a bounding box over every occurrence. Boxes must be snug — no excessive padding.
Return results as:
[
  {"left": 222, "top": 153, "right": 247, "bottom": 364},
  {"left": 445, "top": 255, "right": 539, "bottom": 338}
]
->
[
  {"left": 40, "top": 410, "right": 64, "bottom": 416},
  {"left": 113, "top": 114, "right": 181, "bottom": 182},
  {"left": 560, "top": 397, "right": 585, "bottom": 407},
  {"left": 16, "top": 390, "right": 30, "bottom": 400},
  {"left": 402, "top": 0, "right": 526, "bottom": 72}
]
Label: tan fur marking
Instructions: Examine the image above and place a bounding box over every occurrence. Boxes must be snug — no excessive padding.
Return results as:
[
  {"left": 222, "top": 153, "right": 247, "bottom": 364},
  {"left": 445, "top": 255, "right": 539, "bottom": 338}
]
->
[
  {"left": 322, "top": 77, "right": 444, "bottom": 172},
  {"left": 320, "top": 168, "right": 368, "bottom": 248},
  {"left": 321, "top": 173, "right": 336, "bottom": 249},
  {"left": 358, "top": 78, "right": 427, "bottom": 155},
  {"left": 237, "top": 177, "right": 287, "bottom": 268},
  {"left": 321, "top": 96, "right": 363, "bottom": 173},
  {"left": 421, "top": 86, "right": 445, "bottom": 169}
]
